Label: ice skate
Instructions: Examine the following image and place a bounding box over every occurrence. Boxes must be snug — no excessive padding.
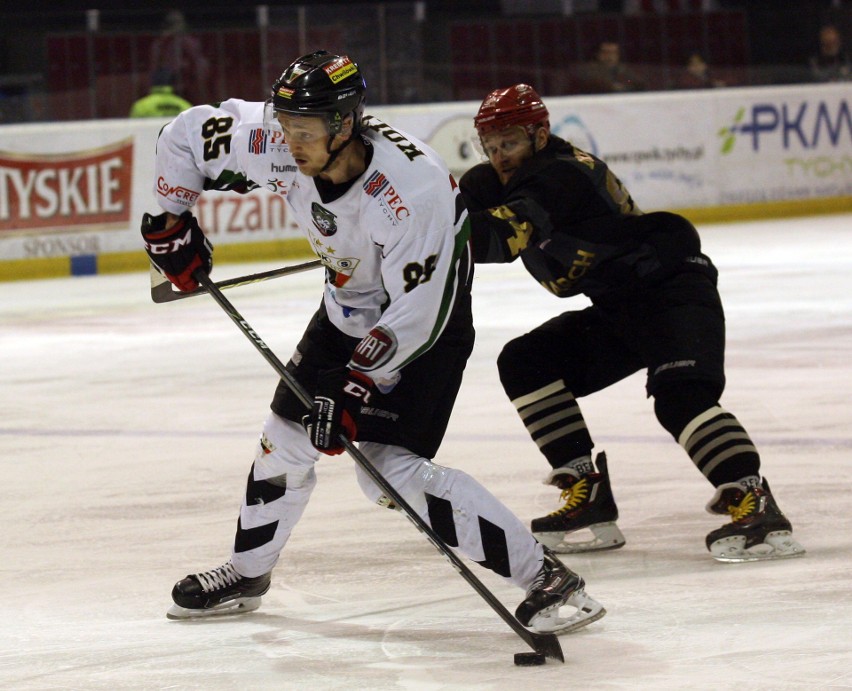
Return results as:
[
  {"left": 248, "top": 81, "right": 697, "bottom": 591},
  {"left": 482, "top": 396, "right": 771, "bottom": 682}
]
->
[
  {"left": 705, "top": 479, "right": 805, "bottom": 563},
  {"left": 531, "top": 452, "right": 625, "bottom": 553},
  {"left": 167, "top": 561, "right": 271, "bottom": 619},
  {"left": 515, "top": 548, "right": 606, "bottom": 634}
]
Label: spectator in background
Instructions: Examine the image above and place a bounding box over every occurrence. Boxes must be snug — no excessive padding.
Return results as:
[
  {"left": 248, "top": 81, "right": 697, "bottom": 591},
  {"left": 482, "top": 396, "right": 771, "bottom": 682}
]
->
[
  {"left": 129, "top": 69, "right": 193, "bottom": 118},
  {"left": 809, "top": 24, "right": 851, "bottom": 82},
  {"left": 576, "top": 41, "right": 646, "bottom": 94},
  {"left": 675, "top": 52, "right": 727, "bottom": 89},
  {"left": 149, "top": 10, "right": 211, "bottom": 105}
]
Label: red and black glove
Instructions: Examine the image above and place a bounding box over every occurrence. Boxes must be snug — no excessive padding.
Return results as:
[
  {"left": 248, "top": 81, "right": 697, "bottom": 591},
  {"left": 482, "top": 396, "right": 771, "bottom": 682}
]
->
[
  {"left": 141, "top": 210, "right": 212, "bottom": 292},
  {"left": 303, "top": 367, "right": 374, "bottom": 456}
]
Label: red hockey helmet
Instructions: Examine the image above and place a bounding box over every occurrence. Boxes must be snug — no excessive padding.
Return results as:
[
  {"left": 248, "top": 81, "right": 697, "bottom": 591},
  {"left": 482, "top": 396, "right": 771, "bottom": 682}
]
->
[{"left": 473, "top": 84, "right": 550, "bottom": 137}]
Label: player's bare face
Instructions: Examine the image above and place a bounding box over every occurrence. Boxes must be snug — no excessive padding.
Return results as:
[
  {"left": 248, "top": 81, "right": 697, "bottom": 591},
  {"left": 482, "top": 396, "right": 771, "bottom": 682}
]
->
[
  {"left": 276, "top": 114, "right": 333, "bottom": 176},
  {"left": 480, "top": 127, "right": 535, "bottom": 185}
]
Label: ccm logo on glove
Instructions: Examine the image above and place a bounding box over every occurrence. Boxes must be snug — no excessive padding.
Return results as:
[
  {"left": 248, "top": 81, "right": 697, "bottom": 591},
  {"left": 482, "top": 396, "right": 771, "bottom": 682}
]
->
[
  {"left": 304, "top": 368, "right": 374, "bottom": 456},
  {"left": 146, "top": 227, "right": 194, "bottom": 254},
  {"left": 141, "top": 210, "right": 213, "bottom": 292},
  {"left": 343, "top": 376, "right": 372, "bottom": 400}
]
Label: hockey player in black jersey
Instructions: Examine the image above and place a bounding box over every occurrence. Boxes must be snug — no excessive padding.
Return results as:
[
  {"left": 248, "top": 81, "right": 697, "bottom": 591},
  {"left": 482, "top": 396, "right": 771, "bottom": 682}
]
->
[{"left": 459, "top": 83, "right": 805, "bottom": 563}]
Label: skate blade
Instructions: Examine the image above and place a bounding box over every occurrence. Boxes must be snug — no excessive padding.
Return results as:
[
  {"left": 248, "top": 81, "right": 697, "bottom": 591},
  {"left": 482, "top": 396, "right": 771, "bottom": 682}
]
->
[
  {"left": 534, "top": 522, "right": 626, "bottom": 554},
  {"left": 529, "top": 592, "right": 607, "bottom": 635},
  {"left": 710, "top": 531, "right": 806, "bottom": 563},
  {"left": 166, "top": 596, "right": 262, "bottom": 620}
]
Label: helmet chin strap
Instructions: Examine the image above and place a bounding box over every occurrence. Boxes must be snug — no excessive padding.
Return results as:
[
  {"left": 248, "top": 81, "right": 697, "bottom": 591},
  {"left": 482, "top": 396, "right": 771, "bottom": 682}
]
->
[
  {"left": 319, "top": 133, "right": 356, "bottom": 174},
  {"left": 319, "top": 115, "right": 361, "bottom": 175}
]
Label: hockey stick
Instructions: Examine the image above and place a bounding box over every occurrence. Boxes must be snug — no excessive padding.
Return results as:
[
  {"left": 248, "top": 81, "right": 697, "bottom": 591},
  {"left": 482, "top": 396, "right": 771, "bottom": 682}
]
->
[
  {"left": 150, "top": 259, "right": 322, "bottom": 303},
  {"left": 189, "top": 268, "right": 564, "bottom": 663}
]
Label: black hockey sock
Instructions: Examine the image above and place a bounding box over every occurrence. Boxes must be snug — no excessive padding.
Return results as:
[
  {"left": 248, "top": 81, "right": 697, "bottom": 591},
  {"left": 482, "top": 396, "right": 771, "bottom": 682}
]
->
[
  {"left": 677, "top": 406, "right": 760, "bottom": 487},
  {"left": 655, "top": 385, "right": 761, "bottom": 485},
  {"left": 508, "top": 379, "right": 593, "bottom": 468},
  {"left": 676, "top": 406, "right": 761, "bottom": 485}
]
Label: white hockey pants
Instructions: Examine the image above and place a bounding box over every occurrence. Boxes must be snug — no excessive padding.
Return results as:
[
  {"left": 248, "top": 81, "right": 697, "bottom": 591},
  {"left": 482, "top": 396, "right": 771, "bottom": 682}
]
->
[{"left": 231, "top": 412, "right": 542, "bottom": 591}]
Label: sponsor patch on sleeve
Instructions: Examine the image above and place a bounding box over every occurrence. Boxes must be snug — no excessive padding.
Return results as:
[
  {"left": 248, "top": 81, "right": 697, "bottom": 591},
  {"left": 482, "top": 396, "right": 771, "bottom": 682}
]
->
[{"left": 349, "top": 325, "right": 397, "bottom": 372}]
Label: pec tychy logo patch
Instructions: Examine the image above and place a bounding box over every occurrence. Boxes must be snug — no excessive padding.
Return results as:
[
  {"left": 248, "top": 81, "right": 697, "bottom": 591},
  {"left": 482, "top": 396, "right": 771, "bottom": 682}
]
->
[{"left": 311, "top": 202, "right": 338, "bottom": 236}]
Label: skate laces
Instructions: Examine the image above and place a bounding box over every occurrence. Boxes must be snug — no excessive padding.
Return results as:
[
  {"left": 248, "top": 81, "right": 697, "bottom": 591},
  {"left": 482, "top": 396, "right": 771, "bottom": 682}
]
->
[
  {"left": 527, "top": 565, "right": 547, "bottom": 595},
  {"left": 526, "top": 551, "right": 577, "bottom": 598},
  {"left": 195, "top": 562, "right": 241, "bottom": 592},
  {"left": 526, "top": 554, "right": 556, "bottom": 596},
  {"left": 548, "top": 476, "right": 590, "bottom": 517}
]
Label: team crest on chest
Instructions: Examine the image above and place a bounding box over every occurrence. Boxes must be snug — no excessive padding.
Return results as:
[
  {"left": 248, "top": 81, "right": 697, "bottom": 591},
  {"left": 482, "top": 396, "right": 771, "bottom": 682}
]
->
[
  {"left": 311, "top": 202, "right": 338, "bottom": 236},
  {"left": 324, "top": 255, "right": 360, "bottom": 288}
]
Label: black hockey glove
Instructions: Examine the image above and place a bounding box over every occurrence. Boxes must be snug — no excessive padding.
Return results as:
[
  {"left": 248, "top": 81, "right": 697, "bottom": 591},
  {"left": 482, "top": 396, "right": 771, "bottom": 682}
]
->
[
  {"left": 302, "top": 367, "right": 374, "bottom": 456},
  {"left": 141, "top": 210, "right": 212, "bottom": 292}
]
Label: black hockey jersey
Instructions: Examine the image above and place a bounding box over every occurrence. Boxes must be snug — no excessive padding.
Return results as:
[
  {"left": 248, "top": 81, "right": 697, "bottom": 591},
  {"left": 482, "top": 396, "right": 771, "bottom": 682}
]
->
[{"left": 459, "top": 136, "right": 709, "bottom": 300}]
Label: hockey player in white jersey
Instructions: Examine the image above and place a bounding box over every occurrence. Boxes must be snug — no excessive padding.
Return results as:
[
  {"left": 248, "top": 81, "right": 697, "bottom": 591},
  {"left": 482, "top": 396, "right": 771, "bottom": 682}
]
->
[{"left": 141, "top": 50, "right": 605, "bottom": 636}]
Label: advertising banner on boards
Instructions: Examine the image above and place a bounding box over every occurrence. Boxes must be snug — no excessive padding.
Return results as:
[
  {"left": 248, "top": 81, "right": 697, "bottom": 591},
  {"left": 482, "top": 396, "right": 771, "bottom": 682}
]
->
[{"left": 0, "top": 82, "right": 848, "bottom": 266}]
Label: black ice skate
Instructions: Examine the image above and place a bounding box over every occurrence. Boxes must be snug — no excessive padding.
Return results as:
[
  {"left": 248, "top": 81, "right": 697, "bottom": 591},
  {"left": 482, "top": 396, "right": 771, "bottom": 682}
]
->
[
  {"left": 167, "top": 561, "right": 271, "bottom": 619},
  {"left": 531, "top": 452, "right": 626, "bottom": 553},
  {"left": 515, "top": 548, "right": 606, "bottom": 634},
  {"left": 705, "top": 479, "right": 805, "bottom": 563}
]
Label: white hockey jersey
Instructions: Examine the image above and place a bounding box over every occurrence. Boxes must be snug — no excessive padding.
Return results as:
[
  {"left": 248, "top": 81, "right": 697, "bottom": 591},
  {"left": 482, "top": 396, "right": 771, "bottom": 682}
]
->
[{"left": 153, "top": 99, "right": 472, "bottom": 388}]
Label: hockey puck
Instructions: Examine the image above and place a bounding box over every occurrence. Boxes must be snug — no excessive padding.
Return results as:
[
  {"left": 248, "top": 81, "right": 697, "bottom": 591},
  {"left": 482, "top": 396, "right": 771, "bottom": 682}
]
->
[{"left": 513, "top": 652, "right": 546, "bottom": 666}]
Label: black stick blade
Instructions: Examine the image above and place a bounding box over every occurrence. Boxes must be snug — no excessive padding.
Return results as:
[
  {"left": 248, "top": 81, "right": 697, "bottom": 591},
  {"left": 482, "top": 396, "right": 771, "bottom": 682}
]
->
[{"left": 531, "top": 631, "right": 564, "bottom": 663}]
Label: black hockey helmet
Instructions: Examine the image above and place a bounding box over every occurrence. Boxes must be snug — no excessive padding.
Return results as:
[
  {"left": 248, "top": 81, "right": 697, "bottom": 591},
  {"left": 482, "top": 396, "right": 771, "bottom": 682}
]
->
[{"left": 271, "top": 50, "right": 367, "bottom": 136}]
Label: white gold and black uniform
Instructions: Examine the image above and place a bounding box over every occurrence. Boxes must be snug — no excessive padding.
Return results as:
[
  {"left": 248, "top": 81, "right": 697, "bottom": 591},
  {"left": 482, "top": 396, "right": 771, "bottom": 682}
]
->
[{"left": 153, "top": 100, "right": 549, "bottom": 595}]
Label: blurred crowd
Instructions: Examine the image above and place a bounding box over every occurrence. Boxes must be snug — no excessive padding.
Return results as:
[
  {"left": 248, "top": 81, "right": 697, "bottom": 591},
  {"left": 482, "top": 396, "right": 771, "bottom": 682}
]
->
[
  {"left": 572, "top": 22, "right": 849, "bottom": 96},
  {"left": 0, "top": 3, "right": 850, "bottom": 123}
]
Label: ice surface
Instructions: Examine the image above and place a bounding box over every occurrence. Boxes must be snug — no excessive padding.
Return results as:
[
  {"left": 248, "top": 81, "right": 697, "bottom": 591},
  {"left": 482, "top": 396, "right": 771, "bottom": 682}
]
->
[{"left": 2, "top": 214, "right": 851, "bottom": 690}]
